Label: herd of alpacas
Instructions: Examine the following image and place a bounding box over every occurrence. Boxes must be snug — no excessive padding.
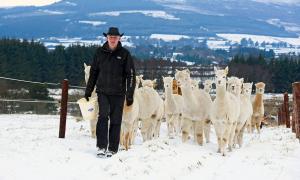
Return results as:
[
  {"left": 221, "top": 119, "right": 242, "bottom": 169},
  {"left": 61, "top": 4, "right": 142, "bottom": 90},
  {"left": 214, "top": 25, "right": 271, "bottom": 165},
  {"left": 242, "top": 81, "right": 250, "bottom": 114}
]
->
[{"left": 83, "top": 64, "right": 266, "bottom": 156}]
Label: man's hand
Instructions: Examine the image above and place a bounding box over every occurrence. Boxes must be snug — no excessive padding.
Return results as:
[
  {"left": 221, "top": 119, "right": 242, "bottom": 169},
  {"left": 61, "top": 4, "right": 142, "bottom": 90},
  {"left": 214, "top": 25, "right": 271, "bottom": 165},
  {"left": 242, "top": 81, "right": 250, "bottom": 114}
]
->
[
  {"left": 85, "top": 93, "right": 90, "bottom": 102},
  {"left": 126, "top": 97, "right": 133, "bottom": 106}
]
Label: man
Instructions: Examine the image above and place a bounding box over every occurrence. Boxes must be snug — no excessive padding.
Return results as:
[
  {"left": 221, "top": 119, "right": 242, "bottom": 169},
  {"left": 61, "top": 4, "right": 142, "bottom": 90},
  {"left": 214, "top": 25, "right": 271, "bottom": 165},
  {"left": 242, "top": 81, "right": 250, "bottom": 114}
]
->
[{"left": 85, "top": 27, "right": 136, "bottom": 158}]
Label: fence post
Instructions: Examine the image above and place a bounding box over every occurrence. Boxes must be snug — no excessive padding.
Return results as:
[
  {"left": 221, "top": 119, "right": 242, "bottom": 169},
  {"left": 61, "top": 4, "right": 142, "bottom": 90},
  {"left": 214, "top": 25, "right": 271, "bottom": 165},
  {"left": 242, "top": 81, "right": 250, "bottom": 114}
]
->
[
  {"left": 59, "top": 79, "right": 69, "bottom": 138},
  {"left": 292, "top": 88, "right": 296, "bottom": 133},
  {"left": 293, "top": 82, "right": 300, "bottom": 139},
  {"left": 284, "top": 93, "right": 290, "bottom": 128}
]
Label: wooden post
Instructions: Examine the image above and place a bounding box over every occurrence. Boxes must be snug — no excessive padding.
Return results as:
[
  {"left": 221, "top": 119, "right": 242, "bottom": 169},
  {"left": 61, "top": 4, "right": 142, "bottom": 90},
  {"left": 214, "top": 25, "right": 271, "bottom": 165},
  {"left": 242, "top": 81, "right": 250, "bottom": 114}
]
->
[
  {"left": 281, "top": 103, "right": 286, "bottom": 126},
  {"left": 284, "top": 93, "right": 290, "bottom": 128},
  {"left": 59, "top": 79, "right": 69, "bottom": 138},
  {"left": 293, "top": 82, "right": 300, "bottom": 139},
  {"left": 292, "top": 89, "right": 296, "bottom": 133}
]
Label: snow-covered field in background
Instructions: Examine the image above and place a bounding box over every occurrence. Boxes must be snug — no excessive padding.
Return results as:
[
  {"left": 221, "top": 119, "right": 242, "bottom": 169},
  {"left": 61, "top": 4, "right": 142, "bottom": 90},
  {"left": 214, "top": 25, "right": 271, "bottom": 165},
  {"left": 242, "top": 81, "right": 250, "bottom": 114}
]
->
[
  {"left": 0, "top": 114, "right": 299, "bottom": 180},
  {"left": 89, "top": 10, "right": 179, "bottom": 20},
  {"left": 150, "top": 34, "right": 190, "bottom": 41},
  {"left": 217, "top": 33, "right": 300, "bottom": 46}
]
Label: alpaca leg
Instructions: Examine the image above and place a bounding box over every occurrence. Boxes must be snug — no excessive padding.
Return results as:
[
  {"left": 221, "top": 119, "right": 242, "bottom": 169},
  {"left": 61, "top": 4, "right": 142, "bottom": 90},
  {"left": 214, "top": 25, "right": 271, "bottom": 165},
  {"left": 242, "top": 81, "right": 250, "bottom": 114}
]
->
[
  {"left": 155, "top": 119, "right": 161, "bottom": 138},
  {"left": 175, "top": 114, "right": 182, "bottom": 136},
  {"left": 194, "top": 121, "right": 204, "bottom": 146},
  {"left": 256, "top": 122, "right": 260, "bottom": 134},
  {"left": 204, "top": 119, "right": 211, "bottom": 143},
  {"left": 131, "top": 119, "right": 139, "bottom": 145},
  {"left": 238, "top": 124, "right": 246, "bottom": 147},
  {"left": 222, "top": 123, "right": 232, "bottom": 156},
  {"left": 181, "top": 118, "right": 192, "bottom": 143},
  {"left": 228, "top": 122, "right": 237, "bottom": 151},
  {"left": 141, "top": 119, "right": 151, "bottom": 142},
  {"left": 166, "top": 114, "right": 173, "bottom": 137},
  {"left": 90, "top": 119, "right": 97, "bottom": 138}
]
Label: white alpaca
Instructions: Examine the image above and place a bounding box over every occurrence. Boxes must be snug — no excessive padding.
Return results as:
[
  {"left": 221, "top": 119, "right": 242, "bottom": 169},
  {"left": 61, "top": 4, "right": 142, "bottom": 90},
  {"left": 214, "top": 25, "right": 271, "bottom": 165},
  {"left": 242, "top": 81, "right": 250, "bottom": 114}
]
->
[
  {"left": 83, "top": 63, "right": 98, "bottom": 138},
  {"left": 242, "top": 83, "right": 254, "bottom": 133},
  {"left": 175, "top": 69, "right": 211, "bottom": 145},
  {"left": 226, "top": 77, "right": 242, "bottom": 150},
  {"left": 120, "top": 76, "right": 140, "bottom": 150},
  {"left": 203, "top": 79, "right": 214, "bottom": 143},
  {"left": 203, "top": 79, "right": 213, "bottom": 94},
  {"left": 136, "top": 77, "right": 163, "bottom": 141},
  {"left": 163, "top": 77, "right": 184, "bottom": 138},
  {"left": 251, "top": 82, "right": 265, "bottom": 133},
  {"left": 210, "top": 67, "right": 239, "bottom": 155},
  {"left": 228, "top": 77, "right": 252, "bottom": 148},
  {"left": 191, "top": 79, "right": 213, "bottom": 143}
]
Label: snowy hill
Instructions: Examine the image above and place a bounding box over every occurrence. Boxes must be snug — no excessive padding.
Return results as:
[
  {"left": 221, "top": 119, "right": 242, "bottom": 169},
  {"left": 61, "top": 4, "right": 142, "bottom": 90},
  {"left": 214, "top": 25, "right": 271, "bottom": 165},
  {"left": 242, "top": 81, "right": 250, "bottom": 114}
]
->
[
  {"left": 0, "top": 0, "right": 300, "bottom": 38},
  {"left": 0, "top": 114, "right": 299, "bottom": 180}
]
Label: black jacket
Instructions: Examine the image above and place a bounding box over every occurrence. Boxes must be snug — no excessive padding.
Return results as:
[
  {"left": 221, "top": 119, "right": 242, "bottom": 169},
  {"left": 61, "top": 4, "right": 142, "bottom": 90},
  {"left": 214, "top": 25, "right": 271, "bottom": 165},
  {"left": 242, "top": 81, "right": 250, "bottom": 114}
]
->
[{"left": 85, "top": 41, "right": 136, "bottom": 99}]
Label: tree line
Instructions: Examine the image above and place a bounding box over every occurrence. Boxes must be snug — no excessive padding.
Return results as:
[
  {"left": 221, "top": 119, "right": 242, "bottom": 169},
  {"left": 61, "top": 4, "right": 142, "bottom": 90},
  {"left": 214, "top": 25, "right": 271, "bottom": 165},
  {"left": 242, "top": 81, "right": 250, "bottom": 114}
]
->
[{"left": 0, "top": 38, "right": 299, "bottom": 93}]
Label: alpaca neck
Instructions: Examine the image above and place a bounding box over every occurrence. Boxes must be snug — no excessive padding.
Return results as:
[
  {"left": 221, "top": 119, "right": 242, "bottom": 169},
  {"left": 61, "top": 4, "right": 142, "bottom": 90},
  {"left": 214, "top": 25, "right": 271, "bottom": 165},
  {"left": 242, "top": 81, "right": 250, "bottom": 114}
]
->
[
  {"left": 181, "top": 85, "right": 194, "bottom": 101},
  {"left": 254, "top": 93, "right": 263, "bottom": 103},
  {"left": 216, "top": 85, "right": 226, "bottom": 99},
  {"left": 165, "top": 87, "right": 174, "bottom": 101}
]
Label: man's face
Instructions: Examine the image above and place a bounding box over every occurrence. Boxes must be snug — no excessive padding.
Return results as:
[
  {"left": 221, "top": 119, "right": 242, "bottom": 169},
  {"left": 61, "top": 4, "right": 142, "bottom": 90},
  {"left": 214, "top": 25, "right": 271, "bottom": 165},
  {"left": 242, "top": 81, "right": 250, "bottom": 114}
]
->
[{"left": 107, "top": 35, "right": 120, "bottom": 50}]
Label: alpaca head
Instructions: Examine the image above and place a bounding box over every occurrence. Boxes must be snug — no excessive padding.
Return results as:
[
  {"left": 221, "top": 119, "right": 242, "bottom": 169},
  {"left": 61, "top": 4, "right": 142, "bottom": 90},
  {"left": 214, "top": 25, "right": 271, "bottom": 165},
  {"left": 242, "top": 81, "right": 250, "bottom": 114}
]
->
[
  {"left": 214, "top": 66, "right": 228, "bottom": 88},
  {"left": 162, "top": 76, "right": 173, "bottom": 90},
  {"left": 141, "top": 78, "right": 156, "bottom": 88},
  {"left": 84, "top": 63, "right": 91, "bottom": 84},
  {"left": 255, "top": 82, "right": 265, "bottom": 94},
  {"left": 191, "top": 79, "right": 200, "bottom": 90},
  {"left": 242, "top": 82, "right": 253, "bottom": 96},
  {"left": 204, "top": 79, "right": 213, "bottom": 93},
  {"left": 227, "top": 77, "right": 243, "bottom": 95},
  {"left": 175, "top": 69, "right": 191, "bottom": 88}
]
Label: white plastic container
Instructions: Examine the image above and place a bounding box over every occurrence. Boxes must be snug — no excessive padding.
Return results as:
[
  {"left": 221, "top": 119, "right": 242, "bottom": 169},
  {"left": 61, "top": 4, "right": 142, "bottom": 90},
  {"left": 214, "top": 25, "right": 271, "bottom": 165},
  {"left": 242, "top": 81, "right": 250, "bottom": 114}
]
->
[{"left": 77, "top": 97, "right": 99, "bottom": 121}]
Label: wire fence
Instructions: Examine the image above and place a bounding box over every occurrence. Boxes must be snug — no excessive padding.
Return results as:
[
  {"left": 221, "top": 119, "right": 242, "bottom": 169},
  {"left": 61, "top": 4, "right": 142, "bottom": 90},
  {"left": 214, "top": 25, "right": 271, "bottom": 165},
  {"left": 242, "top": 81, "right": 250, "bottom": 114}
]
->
[{"left": 0, "top": 76, "right": 85, "bottom": 116}]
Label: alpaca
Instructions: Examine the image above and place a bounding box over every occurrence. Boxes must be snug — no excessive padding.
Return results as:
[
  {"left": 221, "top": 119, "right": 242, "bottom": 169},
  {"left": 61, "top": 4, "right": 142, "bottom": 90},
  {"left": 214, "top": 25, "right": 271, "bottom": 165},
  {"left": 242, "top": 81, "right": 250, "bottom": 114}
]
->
[
  {"left": 136, "top": 77, "right": 163, "bottom": 141},
  {"left": 120, "top": 76, "right": 140, "bottom": 150},
  {"left": 83, "top": 63, "right": 98, "bottom": 138},
  {"left": 175, "top": 69, "right": 211, "bottom": 145},
  {"left": 163, "top": 76, "right": 184, "bottom": 138},
  {"left": 203, "top": 79, "right": 213, "bottom": 94},
  {"left": 210, "top": 67, "right": 239, "bottom": 156},
  {"left": 191, "top": 78, "right": 213, "bottom": 143},
  {"left": 242, "top": 83, "right": 253, "bottom": 133},
  {"left": 226, "top": 77, "right": 241, "bottom": 151},
  {"left": 203, "top": 79, "right": 214, "bottom": 143},
  {"left": 228, "top": 77, "right": 253, "bottom": 148},
  {"left": 251, "top": 82, "right": 265, "bottom": 133}
]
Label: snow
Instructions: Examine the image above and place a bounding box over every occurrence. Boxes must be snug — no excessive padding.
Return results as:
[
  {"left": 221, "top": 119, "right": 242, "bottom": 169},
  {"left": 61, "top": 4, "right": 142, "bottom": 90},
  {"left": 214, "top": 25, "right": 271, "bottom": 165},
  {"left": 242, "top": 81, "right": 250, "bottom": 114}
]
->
[
  {"left": 89, "top": 10, "right": 180, "bottom": 20},
  {"left": 78, "top": 21, "right": 107, "bottom": 27},
  {"left": 150, "top": 34, "right": 190, "bottom": 41},
  {"left": 253, "top": 0, "right": 300, "bottom": 5},
  {"left": 0, "top": 114, "right": 299, "bottom": 180},
  {"left": 0, "top": 0, "right": 61, "bottom": 8},
  {"left": 217, "top": 33, "right": 300, "bottom": 46}
]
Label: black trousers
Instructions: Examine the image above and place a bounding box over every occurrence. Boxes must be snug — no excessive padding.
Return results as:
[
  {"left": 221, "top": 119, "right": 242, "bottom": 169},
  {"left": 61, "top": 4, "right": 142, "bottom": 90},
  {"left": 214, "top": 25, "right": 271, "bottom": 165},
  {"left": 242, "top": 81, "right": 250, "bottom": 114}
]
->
[{"left": 96, "top": 93, "right": 125, "bottom": 152}]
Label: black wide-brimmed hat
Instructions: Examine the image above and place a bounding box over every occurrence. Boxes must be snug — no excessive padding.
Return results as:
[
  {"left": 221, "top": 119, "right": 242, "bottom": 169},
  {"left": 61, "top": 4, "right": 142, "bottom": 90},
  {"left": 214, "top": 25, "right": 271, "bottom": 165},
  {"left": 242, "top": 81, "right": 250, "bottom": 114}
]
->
[{"left": 103, "top": 27, "right": 124, "bottom": 37}]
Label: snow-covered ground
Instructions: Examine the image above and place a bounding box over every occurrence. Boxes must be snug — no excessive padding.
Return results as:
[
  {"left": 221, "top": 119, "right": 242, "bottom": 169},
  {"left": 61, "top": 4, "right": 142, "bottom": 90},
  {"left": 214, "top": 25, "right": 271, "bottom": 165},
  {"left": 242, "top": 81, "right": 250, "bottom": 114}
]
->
[{"left": 0, "top": 114, "right": 299, "bottom": 180}]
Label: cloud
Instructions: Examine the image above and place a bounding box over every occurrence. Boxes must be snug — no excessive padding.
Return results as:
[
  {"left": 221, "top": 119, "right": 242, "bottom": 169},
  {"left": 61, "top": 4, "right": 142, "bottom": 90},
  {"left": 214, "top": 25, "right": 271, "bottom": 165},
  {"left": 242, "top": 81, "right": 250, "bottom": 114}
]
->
[{"left": 0, "top": 0, "right": 61, "bottom": 8}]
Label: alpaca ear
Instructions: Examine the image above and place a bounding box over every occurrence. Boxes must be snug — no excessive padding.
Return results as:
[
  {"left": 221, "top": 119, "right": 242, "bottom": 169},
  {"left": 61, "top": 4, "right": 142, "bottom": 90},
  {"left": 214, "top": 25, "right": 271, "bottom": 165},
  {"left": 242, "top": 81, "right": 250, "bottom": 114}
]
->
[
  {"left": 184, "top": 69, "right": 190, "bottom": 74},
  {"left": 240, "top": 78, "right": 244, "bottom": 84},
  {"left": 175, "top": 69, "right": 179, "bottom": 73},
  {"left": 225, "top": 66, "right": 229, "bottom": 75},
  {"left": 84, "top": 63, "right": 87, "bottom": 68},
  {"left": 153, "top": 79, "right": 157, "bottom": 83},
  {"left": 214, "top": 66, "right": 218, "bottom": 72}
]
